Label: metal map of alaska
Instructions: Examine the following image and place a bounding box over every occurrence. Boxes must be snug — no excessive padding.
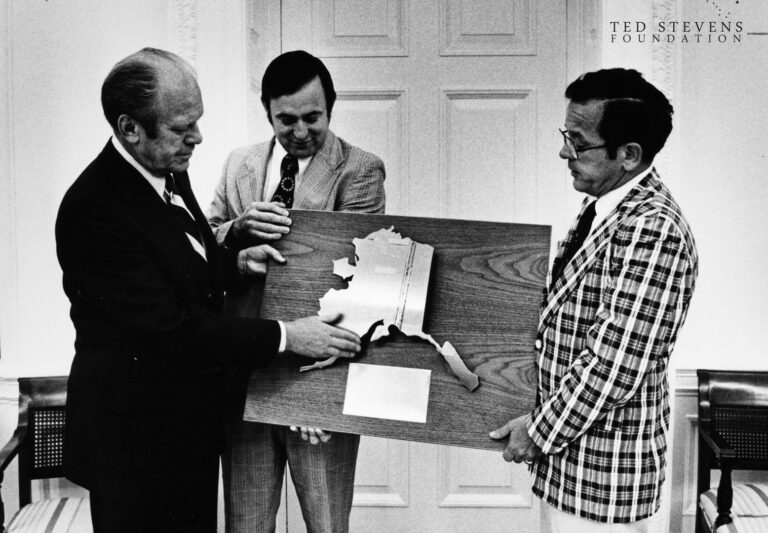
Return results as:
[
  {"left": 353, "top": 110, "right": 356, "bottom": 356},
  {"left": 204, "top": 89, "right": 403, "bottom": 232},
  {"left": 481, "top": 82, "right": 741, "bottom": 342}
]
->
[{"left": 300, "top": 227, "right": 480, "bottom": 391}]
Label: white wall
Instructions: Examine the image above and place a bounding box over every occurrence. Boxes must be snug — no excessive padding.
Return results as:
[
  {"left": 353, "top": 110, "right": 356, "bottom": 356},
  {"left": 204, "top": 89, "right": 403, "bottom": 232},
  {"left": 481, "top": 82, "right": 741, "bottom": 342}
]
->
[
  {"left": 0, "top": 0, "right": 170, "bottom": 377},
  {"left": 4, "top": 0, "right": 766, "bottom": 379},
  {"left": 675, "top": 2, "right": 768, "bottom": 371},
  {"left": 599, "top": 1, "right": 768, "bottom": 371},
  {"left": 5, "top": 0, "right": 765, "bottom": 378},
  {"left": 1, "top": 1, "right": 767, "bottom": 531},
  {"left": 0, "top": 0, "right": 249, "bottom": 378}
]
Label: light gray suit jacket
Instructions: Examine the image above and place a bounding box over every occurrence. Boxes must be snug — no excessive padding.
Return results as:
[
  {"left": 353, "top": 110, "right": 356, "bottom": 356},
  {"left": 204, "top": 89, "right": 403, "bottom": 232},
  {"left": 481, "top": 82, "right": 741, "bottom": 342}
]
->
[{"left": 208, "top": 130, "right": 386, "bottom": 245}]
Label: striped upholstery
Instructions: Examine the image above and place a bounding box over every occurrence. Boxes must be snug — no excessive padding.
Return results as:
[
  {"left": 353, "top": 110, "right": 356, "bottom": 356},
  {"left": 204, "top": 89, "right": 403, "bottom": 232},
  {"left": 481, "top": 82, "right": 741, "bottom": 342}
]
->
[
  {"left": 700, "top": 483, "right": 768, "bottom": 533},
  {"left": 6, "top": 497, "right": 91, "bottom": 533}
]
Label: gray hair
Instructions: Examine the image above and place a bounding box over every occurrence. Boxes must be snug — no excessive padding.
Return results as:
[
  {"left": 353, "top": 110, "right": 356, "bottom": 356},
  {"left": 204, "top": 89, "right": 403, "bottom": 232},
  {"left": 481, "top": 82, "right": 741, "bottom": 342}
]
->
[{"left": 101, "top": 47, "right": 194, "bottom": 138}]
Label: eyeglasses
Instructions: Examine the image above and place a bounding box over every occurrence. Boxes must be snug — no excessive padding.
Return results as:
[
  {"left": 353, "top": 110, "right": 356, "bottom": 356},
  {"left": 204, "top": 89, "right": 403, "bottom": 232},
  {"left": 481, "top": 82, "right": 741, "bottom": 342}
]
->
[{"left": 559, "top": 128, "right": 607, "bottom": 160}]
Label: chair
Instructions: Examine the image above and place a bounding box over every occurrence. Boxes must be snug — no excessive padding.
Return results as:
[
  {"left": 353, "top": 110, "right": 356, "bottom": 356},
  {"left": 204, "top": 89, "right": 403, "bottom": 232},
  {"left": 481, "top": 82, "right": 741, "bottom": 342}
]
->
[
  {"left": 697, "top": 369, "right": 768, "bottom": 533},
  {"left": 0, "top": 376, "right": 91, "bottom": 532}
]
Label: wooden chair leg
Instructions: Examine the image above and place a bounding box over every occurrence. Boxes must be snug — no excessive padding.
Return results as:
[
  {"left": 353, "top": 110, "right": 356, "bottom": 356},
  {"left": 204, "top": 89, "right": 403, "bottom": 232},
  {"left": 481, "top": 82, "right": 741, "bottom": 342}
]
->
[
  {"left": 715, "top": 466, "right": 734, "bottom": 528},
  {"left": 1, "top": 469, "right": 5, "bottom": 533},
  {"left": 696, "top": 436, "right": 712, "bottom": 533}
]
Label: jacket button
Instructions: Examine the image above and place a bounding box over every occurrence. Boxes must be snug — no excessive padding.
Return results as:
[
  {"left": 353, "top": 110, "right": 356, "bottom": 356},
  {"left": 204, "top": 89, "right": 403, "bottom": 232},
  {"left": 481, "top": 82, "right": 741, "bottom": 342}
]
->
[{"left": 534, "top": 339, "right": 542, "bottom": 351}]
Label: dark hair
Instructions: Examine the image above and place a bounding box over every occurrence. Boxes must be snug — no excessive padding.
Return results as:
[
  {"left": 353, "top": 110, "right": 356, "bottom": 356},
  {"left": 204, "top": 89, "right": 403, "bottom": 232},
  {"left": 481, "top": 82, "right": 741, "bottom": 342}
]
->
[
  {"left": 260, "top": 50, "right": 336, "bottom": 121},
  {"left": 101, "top": 47, "right": 190, "bottom": 138},
  {"left": 565, "top": 68, "right": 673, "bottom": 162}
]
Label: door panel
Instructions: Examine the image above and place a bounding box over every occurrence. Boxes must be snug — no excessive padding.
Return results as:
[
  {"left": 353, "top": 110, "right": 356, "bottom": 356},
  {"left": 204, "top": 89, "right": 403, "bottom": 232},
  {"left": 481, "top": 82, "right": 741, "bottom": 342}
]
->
[{"left": 253, "top": 1, "right": 569, "bottom": 530}]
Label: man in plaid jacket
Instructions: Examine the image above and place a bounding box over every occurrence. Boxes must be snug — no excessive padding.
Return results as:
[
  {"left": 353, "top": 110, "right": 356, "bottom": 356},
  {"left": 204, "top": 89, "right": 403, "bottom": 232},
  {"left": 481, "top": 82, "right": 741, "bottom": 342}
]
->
[{"left": 491, "top": 69, "right": 698, "bottom": 532}]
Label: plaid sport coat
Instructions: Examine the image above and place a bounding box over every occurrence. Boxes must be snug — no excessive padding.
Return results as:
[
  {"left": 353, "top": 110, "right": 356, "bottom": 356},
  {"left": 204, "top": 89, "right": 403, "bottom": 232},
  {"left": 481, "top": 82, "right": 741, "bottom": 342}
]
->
[{"left": 526, "top": 170, "right": 698, "bottom": 523}]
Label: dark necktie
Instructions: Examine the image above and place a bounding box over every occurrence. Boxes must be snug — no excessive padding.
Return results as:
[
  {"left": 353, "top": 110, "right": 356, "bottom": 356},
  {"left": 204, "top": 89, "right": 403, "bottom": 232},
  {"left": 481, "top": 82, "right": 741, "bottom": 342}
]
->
[
  {"left": 550, "top": 200, "right": 596, "bottom": 289},
  {"left": 271, "top": 154, "right": 298, "bottom": 208},
  {"left": 164, "top": 175, "right": 205, "bottom": 258}
]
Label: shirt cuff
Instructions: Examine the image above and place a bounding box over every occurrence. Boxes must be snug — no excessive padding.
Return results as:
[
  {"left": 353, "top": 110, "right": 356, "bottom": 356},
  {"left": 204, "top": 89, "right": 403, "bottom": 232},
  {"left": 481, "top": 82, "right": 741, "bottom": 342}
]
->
[{"left": 277, "top": 320, "right": 287, "bottom": 353}]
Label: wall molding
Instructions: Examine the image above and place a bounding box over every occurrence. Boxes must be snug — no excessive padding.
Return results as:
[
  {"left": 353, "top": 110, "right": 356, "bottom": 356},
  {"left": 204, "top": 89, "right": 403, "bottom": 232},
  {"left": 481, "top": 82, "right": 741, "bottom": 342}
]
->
[
  {"left": 439, "top": 0, "right": 535, "bottom": 57},
  {"left": 673, "top": 368, "right": 699, "bottom": 394},
  {"left": 168, "top": 0, "right": 198, "bottom": 65},
  {"left": 246, "top": 0, "right": 281, "bottom": 142},
  {"left": 0, "top": 377, "right": 19, "bottom": 405},
  {"left": 670, "top": 367, "right": 701, "bottom": 533},
  {"left": 651, "top": 0, "right": 682, "bottom": 184},
  {"left": 353, "top": 438, "right": 410, "bottom": 507},
  {"left": 0, "top": 0, "right": 20, "bottom": 378},
  {"left": 336, "top": 89, "right": 407, "bottom": 215},
  {"left": 437, "top": 447, "right": 533, "bottom": 509},
  {"left": 566, "top": 0, "right": 603, "bottom": 80}
]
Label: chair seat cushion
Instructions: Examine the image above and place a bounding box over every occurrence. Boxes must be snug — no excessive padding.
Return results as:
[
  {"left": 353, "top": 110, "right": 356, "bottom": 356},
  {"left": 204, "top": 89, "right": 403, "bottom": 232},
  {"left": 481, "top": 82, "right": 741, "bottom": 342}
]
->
[
  {"left": 700, "top": 482, "right": 768, "bottom": 532},
  {"left": 6, "top": 496, "right": 92, "bottom": 533}
]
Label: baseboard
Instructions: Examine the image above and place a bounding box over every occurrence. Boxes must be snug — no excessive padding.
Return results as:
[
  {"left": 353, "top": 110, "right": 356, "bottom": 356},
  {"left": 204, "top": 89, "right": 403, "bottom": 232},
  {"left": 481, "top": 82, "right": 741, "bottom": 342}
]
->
[
  {"left": 673, "top": 368, "right": 698, "bottom": 394},
  {"left": 0, "top": 376, "right": 18, "bottom": 405}
]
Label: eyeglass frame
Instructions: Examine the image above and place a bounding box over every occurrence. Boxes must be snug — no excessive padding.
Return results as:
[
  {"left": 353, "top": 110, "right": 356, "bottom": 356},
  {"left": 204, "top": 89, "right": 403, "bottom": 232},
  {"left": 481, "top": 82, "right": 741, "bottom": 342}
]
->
[{"left": 559, "top": 128, "right": 607, "bottom": 160}]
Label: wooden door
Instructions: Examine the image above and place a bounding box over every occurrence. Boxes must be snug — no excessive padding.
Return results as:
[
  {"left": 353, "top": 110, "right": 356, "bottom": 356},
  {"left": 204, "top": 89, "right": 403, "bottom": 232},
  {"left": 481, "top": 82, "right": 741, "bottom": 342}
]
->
[{"left": 248, "top": 1, "right": 569, "bottom": 530}]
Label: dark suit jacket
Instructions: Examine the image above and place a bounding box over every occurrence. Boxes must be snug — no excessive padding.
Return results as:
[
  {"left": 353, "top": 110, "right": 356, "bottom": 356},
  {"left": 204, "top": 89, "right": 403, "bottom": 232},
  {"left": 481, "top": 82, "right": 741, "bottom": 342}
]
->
[{"left": 55, "top": 140, "right": 281, "bottom": 502}]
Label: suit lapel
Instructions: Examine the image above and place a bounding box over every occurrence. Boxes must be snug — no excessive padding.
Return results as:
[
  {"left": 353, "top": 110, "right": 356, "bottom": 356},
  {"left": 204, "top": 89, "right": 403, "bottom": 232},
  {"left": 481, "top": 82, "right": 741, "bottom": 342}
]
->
[
  {"left": 240, "top": 132, "right": 344, "bottom": 209},
  {"left": 539, "top": 172, "right": 660, "bottom": 333},
  {"left": 174, "top": 171, "right": 226, "bottom": 291},
  {"left": 174, "top": 172, "right": 216, "bottom": 253},
  {"left": 102, "top": 143, "right": 212, "bottom": 290},
  {"left": 236, "top": 140, "right": 272, "bottom": 205},
  {"left": 294, "top": 131, "right": 343, "bottom": 209}
]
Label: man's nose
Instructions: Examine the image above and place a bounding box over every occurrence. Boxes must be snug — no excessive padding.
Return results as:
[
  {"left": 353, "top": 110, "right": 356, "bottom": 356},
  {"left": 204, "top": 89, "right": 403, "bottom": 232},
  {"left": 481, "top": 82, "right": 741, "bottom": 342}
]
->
[
  {"left": 293, "top": 122, "right": 308, "bottom": 140},
  {"left": 187, "top": 124, "right": 203, "bottom": 145},
  {"left": 559, "top": 143, "right": 573, "bottom": 160}
]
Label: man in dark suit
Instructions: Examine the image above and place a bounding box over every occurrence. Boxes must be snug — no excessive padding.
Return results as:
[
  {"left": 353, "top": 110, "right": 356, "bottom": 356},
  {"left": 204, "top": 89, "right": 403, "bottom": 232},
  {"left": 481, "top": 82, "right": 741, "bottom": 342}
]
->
[
  {"left": 491, "top": 69, "right": 698, "bottom": 531},
  {"left": 55, "top": 47, "right": 361, "bottom": 533},
  {"left": 207, "top": 50, "right": 385, "bottom": 533}
]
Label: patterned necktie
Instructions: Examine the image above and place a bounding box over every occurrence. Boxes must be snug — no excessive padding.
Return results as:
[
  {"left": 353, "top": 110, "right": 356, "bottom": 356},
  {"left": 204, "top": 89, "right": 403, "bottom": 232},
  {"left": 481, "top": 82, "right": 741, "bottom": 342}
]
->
[
  {"left": 550, "top": 200, "right": 596, "bottom": 289},
  {"left": 164, "top": 175, "right": 206, "bottom": 258},
  {"left": 271, "top": 154, "right": 298, "bottom": 208}
]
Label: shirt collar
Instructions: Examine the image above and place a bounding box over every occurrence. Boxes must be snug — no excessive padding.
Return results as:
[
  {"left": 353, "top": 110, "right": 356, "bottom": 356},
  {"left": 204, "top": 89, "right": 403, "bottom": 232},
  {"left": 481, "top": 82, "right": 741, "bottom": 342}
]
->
[
  {"left": 592, "top": 164, "right": 654, "bottom": 227},
  {"left": 111, "top": 135, "right": 166, "bottom": 198},
  {"left": 272, "top": 139, "right": 313, "bottom": 177}
]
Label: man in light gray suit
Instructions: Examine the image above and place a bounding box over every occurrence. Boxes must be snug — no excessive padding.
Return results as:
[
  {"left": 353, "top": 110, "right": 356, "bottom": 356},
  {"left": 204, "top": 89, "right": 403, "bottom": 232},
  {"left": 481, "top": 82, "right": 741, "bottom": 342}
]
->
[{"left": 208, "top": 50, "right": 385, "bottom": 533}]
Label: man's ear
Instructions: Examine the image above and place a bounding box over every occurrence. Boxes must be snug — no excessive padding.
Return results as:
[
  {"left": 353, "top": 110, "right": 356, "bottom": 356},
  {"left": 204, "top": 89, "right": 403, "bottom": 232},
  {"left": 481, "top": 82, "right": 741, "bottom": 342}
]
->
[
  {"left": 621, "top": 142, "right": 643, "bottom": 171},
  {"left": 116, "top": 114, "right": 141, "bottom": 144}
]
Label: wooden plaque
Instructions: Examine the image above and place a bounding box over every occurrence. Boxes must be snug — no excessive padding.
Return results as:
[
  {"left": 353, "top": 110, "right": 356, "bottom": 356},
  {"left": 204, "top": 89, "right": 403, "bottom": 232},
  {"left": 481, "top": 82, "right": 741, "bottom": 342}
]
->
[{"left": 227, "top": 210, "right": 550, "bottom": 450}]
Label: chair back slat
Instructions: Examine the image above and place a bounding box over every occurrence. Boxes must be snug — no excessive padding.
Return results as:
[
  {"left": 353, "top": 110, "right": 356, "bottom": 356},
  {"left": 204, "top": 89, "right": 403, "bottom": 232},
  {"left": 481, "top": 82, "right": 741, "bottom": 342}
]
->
[
  {"left": 15, "top": 377, "right": 68, "bottom": 507},
  {"left": 28, "top": 407, "right": 66, "bottom": 479},
  {"left": 712, "top": 406, "right": 768, "bottom": 463}
]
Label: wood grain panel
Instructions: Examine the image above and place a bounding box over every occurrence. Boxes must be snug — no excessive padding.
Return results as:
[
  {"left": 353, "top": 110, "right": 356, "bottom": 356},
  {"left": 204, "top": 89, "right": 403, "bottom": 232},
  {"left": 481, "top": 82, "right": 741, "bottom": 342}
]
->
[{"left": 229, "top": 210, "right": 549, "bottom": 450}]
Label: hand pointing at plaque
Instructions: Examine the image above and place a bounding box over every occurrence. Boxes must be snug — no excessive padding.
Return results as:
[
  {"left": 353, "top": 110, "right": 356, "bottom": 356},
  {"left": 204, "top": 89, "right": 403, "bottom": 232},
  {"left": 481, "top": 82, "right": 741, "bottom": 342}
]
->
[{"left": 284, "top": 311, "right": 361, "bottom": 360}]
